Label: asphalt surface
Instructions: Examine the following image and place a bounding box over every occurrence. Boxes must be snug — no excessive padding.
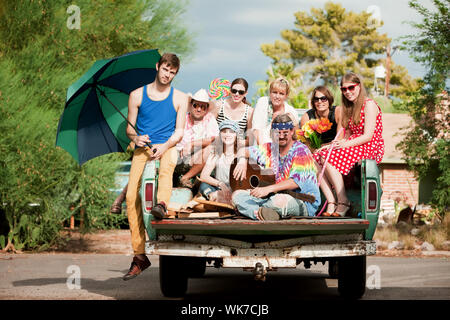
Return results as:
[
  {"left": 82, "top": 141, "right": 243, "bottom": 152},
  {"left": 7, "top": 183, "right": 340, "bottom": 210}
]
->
[{"left": 1, "top": 253, "right": 449, "bottom": 300}]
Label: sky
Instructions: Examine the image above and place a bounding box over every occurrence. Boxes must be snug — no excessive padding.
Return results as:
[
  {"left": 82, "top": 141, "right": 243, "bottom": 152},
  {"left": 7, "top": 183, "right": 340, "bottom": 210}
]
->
[{"left": 172, "top": 0, "right": 430, "bottom": 99}]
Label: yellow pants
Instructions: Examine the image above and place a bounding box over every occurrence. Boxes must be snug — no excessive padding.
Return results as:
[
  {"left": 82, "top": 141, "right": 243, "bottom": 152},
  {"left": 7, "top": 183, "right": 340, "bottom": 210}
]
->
[{"left": 126, "top": 146, "right": 178, "bottom": 254}]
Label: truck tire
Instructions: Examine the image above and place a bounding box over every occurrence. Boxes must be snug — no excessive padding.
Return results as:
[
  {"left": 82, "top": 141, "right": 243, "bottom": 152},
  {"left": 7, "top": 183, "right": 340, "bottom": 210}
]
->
[
  {"left": 328, "top": 259, "right": 339, "bottom": 279},
  {"left": 186, "top": 257, "right": 206, "bottom": 278},
  {"left": 159, "top": 255, "right": 188, "bottom": 297},
  {"left": 337, "top": 255, "right": 366, "bottom": 299}
]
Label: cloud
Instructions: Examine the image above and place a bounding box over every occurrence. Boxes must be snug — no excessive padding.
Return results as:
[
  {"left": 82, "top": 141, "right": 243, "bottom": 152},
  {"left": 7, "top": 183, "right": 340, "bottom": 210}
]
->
[
  {"left": 176, "top": 0, "right": 427, "bottom": 97},
  {"left": 189, "top": 48, "right": 250, "bottom": 70},
  {"left": 231, "top": 7, "right": 297, "bottom": 26}
]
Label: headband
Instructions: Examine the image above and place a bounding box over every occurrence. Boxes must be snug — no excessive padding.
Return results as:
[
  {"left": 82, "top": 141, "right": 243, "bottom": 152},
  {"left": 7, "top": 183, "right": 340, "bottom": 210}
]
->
[{"left": 271, "top": 121, "right": 294, "bottom": 130}]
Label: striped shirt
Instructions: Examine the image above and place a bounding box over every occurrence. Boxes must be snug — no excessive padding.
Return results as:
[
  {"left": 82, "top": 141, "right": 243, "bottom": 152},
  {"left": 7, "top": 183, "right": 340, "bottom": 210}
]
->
[{"left": 216, "top": 100, "right": 250, "bottom": 135}]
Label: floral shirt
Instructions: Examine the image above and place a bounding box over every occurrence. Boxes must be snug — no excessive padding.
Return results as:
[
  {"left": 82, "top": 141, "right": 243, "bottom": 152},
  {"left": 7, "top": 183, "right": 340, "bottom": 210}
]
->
[
  {"left": 248, "top": 141, "right": 321, "bottom": 216},
  {"left": 176, "top": 112, "right": 219, "bottom": 151}
]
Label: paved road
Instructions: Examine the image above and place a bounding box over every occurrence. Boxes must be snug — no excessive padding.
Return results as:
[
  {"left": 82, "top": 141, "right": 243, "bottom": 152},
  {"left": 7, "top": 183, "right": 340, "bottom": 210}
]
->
[{"left": 1, "top": 253, "right": 449, "bottom": 301}]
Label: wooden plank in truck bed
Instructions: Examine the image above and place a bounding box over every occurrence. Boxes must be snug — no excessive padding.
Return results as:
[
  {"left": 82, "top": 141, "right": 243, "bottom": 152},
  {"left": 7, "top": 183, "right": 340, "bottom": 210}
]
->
[{"left": 151, "top": 218, "right": 369, "bottom": 236}]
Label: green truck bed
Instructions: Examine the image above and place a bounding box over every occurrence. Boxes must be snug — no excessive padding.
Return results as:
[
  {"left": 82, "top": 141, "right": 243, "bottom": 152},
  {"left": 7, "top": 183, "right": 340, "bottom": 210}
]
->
[{"left": 140, "top": 159, "right": 382, "bottom": 299}]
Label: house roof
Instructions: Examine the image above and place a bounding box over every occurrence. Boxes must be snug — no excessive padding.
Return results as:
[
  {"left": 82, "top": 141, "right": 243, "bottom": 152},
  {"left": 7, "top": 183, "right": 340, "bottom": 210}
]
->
[{"left": 381, "top": 113, "right": 413, "bottom": 163}]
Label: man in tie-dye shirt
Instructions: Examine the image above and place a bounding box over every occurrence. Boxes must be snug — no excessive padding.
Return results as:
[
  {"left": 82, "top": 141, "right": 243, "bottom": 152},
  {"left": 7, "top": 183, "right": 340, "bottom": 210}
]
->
[{"left": 232, "top": 114, "right": 320, "bottom": 220}]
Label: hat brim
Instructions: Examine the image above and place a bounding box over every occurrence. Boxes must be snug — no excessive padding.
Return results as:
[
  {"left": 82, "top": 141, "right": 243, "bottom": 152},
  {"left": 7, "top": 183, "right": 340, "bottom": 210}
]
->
[{"left": 191, "top": 97, "right": 210, "bottom": 104}]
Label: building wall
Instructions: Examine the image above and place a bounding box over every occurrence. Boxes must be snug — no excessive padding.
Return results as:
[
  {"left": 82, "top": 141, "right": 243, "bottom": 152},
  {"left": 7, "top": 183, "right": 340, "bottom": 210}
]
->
[{"left": 379, "top": 163, "right": 419, "bottom": 207}]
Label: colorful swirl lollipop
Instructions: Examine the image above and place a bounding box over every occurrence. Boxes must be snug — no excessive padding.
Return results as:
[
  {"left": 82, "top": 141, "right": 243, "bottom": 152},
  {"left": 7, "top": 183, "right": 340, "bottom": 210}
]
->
[{"left": 208, "top": 78, "right": 231, "bottom": 100}]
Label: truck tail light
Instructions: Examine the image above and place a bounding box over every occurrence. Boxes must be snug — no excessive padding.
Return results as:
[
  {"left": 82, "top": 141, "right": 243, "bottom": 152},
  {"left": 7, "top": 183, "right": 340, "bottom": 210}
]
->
[
  {"left": 145, "top": 182, "right": 154, "bottom": 211},
  {"left": 367, "top": 181, "right": 377, "bottom": 211}
]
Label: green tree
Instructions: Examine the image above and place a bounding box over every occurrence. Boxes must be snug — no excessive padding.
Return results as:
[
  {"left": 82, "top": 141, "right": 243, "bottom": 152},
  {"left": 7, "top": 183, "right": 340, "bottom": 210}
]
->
[
  {"left": 259, "top": 1, "right": 419, "bottom": 99},
  {"left": 397, "top": 0, "right": 449, "bottom": 215},
  {"left": 254, "top": 63, "right": 308, "bottom": 108},
  {"left": 0, "top": 0, "right": 194, "bottom": 251}
]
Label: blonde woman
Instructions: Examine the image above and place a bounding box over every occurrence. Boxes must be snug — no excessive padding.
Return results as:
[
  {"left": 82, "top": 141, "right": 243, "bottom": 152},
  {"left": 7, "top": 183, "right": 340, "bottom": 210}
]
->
[{"left": 252, "top": 77, "right": 299, "bottom": 145}]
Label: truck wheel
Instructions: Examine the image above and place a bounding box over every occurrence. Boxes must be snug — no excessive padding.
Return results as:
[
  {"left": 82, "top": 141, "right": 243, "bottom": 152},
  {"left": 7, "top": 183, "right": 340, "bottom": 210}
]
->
[
  {"left": 186, "top": 257, "right": 206, "bottom": 278},
  {"left": 337, "top": 255, "right": 366, "bottom": 299},
  {"left": 328, "top": 259, "right": 339, "bottom": 279},
  {"left": 159, "top": 255, "right": 188, "bottom": 297}
]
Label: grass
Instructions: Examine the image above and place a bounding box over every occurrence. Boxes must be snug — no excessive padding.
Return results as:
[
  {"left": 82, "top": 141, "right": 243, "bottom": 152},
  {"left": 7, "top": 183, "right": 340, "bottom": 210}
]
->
[{"left": 374, "top": 214, "right": 450, "bottom": 250}]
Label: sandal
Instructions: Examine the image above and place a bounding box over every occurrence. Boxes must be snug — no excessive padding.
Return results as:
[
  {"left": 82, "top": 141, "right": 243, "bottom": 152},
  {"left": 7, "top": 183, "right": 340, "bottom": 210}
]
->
[
  {"left": 334, "top": 201, "right": 352, "bottom": 217},
  {"left": 322, "top": 202, "right": 337, "bottom": 217}
]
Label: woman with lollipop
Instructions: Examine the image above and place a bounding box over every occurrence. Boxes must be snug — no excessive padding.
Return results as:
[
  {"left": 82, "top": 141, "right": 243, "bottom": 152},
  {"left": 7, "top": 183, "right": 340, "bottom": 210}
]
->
[{"left": 210, "top": 78, "right": 254, "bottom": 144}]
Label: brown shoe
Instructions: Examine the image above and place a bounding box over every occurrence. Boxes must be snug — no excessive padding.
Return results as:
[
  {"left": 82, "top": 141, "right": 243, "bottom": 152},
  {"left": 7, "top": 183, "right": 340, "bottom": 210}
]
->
[
  {"left": 110, "top": 203, "right": 122, "bottom": 214},
  {"left": 150, "top": 202, "right": 167, "bottom": 220},
  {"left": 256, "top": 207, "right": 280, "bottom": 221},
  {"left": 123, "top": 255, "right": 151, "bottom": 281}
]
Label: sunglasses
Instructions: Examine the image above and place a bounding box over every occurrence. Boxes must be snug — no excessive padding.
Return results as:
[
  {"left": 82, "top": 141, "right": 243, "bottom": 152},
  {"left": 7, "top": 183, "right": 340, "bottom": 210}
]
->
[
  {"left": 313, "top": 96, "right": 328, "bottom": 103},
  {"left": 340, "top": 83, "right": 360, "bottom": 93},
  {"left": 275, "top": 130, "right": 292, "bottom": 137},
  {"left": 192, "top": 102, "right": 208, "bottom": 110},
  {"left": 231, "top": 88, "right": 246, "bottom": 95}
]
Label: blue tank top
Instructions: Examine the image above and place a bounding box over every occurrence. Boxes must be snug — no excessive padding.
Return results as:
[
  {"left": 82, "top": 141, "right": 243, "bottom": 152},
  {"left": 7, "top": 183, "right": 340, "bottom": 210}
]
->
[{"left": 136, "top": 85, "right": 177, "bottom": 145}]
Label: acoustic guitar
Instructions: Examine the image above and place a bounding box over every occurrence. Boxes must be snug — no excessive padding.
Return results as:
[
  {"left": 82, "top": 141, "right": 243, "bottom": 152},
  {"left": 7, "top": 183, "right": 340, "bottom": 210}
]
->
[{"left": 229, "top": 160, "right": 316, "bottom": 204}]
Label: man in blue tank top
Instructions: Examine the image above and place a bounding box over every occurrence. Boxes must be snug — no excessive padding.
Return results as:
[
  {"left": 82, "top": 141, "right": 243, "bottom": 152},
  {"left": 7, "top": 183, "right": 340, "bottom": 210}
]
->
[{"left": 123, "top": 53, "right": 188, "bottom": 281}]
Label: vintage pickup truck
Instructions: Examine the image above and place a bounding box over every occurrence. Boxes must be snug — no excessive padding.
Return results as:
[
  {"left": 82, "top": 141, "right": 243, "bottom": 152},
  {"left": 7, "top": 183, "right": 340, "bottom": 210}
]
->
[{"left": 138, "top": 154, "right": 382, "bottom": 299}]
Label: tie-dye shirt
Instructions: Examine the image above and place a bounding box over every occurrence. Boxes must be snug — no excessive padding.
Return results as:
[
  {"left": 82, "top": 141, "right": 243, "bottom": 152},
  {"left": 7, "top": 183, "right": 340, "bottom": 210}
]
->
[{"left": 248, "top": 141, "right": 321, "bottom": 216}]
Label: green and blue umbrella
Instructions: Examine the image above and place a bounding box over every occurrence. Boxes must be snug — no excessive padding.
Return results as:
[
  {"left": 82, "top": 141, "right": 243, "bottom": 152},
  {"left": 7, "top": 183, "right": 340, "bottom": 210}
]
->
[{"left": 56, "top": 49, "right": 160, "bottom": 165}]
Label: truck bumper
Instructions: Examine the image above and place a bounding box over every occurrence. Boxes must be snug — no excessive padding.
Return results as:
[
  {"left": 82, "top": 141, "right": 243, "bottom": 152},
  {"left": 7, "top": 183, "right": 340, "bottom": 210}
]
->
[{"left": 146, "top": 234, "right": 376, "bottom": 268}]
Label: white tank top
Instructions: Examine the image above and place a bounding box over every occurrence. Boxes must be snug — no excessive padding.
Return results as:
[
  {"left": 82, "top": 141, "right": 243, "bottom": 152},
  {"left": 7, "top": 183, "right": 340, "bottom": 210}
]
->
[{"left": 215, "top": 153, "right": 234, "bottom": 188}]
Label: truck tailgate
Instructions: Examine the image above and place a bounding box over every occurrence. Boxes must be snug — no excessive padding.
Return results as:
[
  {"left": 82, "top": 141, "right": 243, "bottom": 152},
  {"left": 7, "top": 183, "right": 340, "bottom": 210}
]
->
[{"left": 151, "top": 217, "right": 369, "bottom": 236}]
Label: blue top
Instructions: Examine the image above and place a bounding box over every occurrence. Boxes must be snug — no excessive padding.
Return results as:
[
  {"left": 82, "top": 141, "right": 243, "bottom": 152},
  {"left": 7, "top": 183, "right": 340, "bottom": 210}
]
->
[{"left": 136, "top": 85, "right": 177, "bottom": 145}]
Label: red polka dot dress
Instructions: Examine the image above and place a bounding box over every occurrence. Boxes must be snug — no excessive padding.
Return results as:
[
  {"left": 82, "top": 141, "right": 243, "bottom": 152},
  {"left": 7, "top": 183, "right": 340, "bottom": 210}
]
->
[{"left": 313, "top": 99, "right": 384, "bottom": 175}]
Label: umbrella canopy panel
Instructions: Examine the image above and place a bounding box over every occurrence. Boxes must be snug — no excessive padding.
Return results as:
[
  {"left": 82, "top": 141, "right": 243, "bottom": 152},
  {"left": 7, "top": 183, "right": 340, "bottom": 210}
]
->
[{"left": 56, "top": 49, "right": 160, "bottom": 165}]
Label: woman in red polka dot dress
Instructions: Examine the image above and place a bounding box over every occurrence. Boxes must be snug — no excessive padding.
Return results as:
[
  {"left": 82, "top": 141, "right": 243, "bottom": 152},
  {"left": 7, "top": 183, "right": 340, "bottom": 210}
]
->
[{"left": 313, "top": 73, "right": 384, "bottom": 216}]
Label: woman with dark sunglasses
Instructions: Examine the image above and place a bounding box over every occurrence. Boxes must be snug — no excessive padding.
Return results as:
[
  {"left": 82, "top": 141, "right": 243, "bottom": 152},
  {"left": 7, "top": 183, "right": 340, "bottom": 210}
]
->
[
  {"left": 212, "top": 78, "right": 253, "bottom": 142},
  {"left": 313, "top": 73, "right": 385, "bottom": 217},
  {"left": 300, "top": 86, "right": 343, "bottom": 144}
]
